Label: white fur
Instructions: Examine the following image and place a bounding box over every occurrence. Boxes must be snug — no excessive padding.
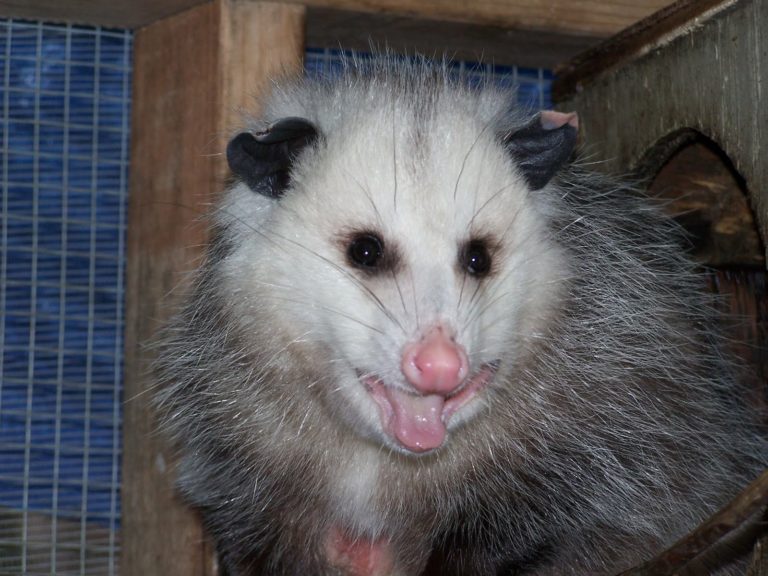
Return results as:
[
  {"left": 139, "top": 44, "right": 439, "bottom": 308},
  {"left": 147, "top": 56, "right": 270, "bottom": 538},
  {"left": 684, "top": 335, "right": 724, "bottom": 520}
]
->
[
  {"left": 220, "top": 84, "right": 568, "bottom": 453},
  {"left": 331, "top": 446, "right": 384, "bottom": 534}
]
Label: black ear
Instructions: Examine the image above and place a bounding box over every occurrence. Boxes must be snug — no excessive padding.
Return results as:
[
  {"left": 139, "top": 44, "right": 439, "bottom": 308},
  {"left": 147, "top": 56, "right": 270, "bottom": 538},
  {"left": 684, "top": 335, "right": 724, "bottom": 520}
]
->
[
  {"left": 226, "top": 117, "right": 319, "bottom": 198},
  {"left": 502, "top": 111, "right": 578, "bottom": 190}
]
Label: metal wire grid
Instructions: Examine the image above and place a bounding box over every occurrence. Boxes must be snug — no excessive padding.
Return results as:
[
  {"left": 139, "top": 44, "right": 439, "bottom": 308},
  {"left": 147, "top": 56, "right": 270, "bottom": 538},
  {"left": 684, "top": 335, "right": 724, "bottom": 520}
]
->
[
  {"left": 0, "top": 20, "right": 131, "bottom": 576},
  {"left": 304, "top": 47, "right": 553, "bottom": 109}
]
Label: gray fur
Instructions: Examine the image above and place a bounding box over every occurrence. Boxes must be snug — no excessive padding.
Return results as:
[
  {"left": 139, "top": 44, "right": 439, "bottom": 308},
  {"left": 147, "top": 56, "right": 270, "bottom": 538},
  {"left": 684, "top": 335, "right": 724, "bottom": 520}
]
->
[{"left": 153, "top": 58, "right": 766, "bottom": 575}]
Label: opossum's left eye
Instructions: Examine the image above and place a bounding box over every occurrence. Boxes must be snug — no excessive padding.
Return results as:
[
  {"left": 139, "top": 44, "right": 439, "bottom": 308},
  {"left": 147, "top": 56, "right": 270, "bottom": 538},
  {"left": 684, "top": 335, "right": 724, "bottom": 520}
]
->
[
  {"left": 348, "top": 234, "right": 384, "bottom": 270},
  {"left": 461, "top": 240, "right": 492, "bottom": 277}
]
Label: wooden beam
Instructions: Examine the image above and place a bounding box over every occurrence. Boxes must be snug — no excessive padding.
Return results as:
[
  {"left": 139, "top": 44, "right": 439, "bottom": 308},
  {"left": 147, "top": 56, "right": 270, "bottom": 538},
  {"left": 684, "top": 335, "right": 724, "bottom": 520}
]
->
[
  {"left": 305, "top": 6, "right": 601, "bottom": 69},
  {"left": 122, "top": 7, "right": 220, "bottom": 575},
  {"left": 0, "top": 0, "right": 209, "bottom": 29},
  {"left": 556, "top": 0, "right": 768, "bottom": 256},
  {"left": 121, "top": 2, "right": 305, "bottom": 575},
  {"left": 0, "top": 0, "right": 675, "bottom": 38},
  {"left": 553, "top": 0, "right": 738, "bottom": 102},
  {"left": 284, "top": 0, "right": 675, "bottom": 37}
]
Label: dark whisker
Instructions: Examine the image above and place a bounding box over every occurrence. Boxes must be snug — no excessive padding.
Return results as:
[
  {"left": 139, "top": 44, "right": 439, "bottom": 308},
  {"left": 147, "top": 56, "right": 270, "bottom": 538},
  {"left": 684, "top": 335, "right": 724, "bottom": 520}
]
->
[
  {"left": 202, "top": 201, "right": 407, "bottom": 336},
  {"left": 452, "top": 116, "right": 497, "bottom": 203},
  {"left": 391, "top": 99, "right": 398, "bottom": 213},
  {"left": 345, "top": 168, "right": 384, "bottom": 228}
]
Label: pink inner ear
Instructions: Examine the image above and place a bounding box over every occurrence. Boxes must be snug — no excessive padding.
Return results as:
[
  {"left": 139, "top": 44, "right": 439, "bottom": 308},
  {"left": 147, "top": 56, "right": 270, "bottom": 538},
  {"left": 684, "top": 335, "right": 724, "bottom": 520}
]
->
[{"left": 540, "top": 110, "right": 579, "bottom": 131}]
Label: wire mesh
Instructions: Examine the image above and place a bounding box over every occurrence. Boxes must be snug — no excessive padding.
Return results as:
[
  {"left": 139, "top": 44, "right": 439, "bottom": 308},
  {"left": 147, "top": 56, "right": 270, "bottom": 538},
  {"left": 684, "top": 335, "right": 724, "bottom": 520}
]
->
[
  {"left": 0, "top": 20, "right": 131, "bottom": 576},
  {"left": 0, "top": 31, "right": 549, "bottom": 576}
]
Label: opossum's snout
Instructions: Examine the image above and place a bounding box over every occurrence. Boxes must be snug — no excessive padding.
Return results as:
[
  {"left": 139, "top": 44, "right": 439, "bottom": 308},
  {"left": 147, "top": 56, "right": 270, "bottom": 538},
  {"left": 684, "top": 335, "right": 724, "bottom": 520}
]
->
[
  {"left": 363, "top": 326, "right": 496, "bottom": 453},
  {"left": 401, "top": 327, "right": 468, "bottom": 395}
]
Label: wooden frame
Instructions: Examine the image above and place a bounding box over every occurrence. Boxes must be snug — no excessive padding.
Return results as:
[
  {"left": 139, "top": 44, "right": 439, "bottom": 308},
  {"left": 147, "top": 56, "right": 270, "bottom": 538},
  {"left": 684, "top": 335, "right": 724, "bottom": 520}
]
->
[
  {"left": 555, "top": 0, "right": 768, "bottom": 247},
  {"left": 0, "top": 0, "right": 674, "bottom": 35},
  {"left": 122, "top": 3, "right": 305, "bottom": 573},
  {"left": 0, "top": 0, "right": 678, "bottom": 69}
]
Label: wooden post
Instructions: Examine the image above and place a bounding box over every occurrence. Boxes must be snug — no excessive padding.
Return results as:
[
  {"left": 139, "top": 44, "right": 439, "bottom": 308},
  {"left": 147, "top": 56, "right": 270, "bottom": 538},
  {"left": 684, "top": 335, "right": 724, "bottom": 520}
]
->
[
  {"left": 554, "top": 0, "right": 768, "bottom": 252},
  {"left": 121, "top": 2, "right": 305, "bottom": 574}
]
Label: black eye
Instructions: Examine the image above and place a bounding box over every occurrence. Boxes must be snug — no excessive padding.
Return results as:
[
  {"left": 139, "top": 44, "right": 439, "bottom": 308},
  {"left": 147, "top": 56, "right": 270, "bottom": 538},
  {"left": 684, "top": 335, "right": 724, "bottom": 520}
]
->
[
  {"left": 348, "top": 234, "right": 384, "bottom": 269},
  {"left": 462, "top": 240, "right": 492, "bottom": 277}
]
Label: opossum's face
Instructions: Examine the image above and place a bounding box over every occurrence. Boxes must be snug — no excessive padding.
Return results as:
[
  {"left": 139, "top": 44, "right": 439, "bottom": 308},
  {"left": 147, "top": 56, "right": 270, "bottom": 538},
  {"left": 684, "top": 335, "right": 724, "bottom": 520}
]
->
[{"left": 222, "top": 108, "right": 576, "bottom": 454}]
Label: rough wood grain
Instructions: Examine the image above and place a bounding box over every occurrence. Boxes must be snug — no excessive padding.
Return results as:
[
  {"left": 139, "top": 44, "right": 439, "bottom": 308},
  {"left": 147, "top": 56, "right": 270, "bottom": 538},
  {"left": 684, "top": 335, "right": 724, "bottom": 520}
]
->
[
  {"left": 220, "top": 0, "right": 305, "bottom": 139},
  {"left": 0, "top": 0, "right": 674, "bottom": 37},
  {"left": 553, "top": 0, "right": 738, "bottom": 101},
  {"left": 257, "top": 0, "right": 676, "bottom": 37},
  {"left": 305, "top": 6, "right": 601, "bottom": 69},
  {"left": 557, "top": 0, "right": 768, "bottom": 258},
  {"left": 122, "top": 4, "right": 222, "bottom": 575},
  {"left": 748, "top": 529, "right": 768, "bottom": 576},
  {"left": 0, "top": 0, "right": 207, "bottom": 29},
  {"left": 121, "top": 2, "right": 305, "bottom": 575},
  {"left": 647, "top": 141, "right": 764, "bottom": 267}
]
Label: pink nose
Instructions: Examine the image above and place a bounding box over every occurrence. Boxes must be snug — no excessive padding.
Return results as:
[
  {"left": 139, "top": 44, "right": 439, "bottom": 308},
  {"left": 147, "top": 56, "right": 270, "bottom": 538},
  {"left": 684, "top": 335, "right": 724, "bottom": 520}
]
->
[{"left": 401, "top": 327, "right": 468, "bottom": 395}]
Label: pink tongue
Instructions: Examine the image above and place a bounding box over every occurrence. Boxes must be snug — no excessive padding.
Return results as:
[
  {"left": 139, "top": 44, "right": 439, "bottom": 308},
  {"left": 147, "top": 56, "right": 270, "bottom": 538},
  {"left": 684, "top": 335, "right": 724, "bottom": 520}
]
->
[{"left": 383, "top": 388, "right": 446, "bottom": 452}]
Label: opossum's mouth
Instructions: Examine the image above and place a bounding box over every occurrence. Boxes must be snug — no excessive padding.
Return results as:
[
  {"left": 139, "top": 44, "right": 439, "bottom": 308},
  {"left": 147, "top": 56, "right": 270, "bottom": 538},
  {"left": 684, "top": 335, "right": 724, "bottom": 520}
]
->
[{"left": 360, "top": 362, "right": 498, "bottom": 454}]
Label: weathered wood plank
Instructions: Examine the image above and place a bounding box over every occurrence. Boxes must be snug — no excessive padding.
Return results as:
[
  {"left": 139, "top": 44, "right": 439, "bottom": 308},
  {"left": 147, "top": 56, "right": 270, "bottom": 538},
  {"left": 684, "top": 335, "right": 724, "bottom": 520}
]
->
[
  {"left": 281, "top": 0, "right": 675, "bottom": 37},
  {"left": 553, "top": 0, "right": 737, "bottom": 101},
  {"left": 305, "top": 6, "right": 601, "bottom": 69},
  {"left": 122, "top": 4, "right": 222, "bottom": 575},
  {"left": 557, "top": 0, "right": 768, "bottom": 254},
  {"left": 0, "top": 0, "right": 208, "bottom": 29},
  {"left": 0, "top": 0, "right": 674, "bottom": 38},
  {"left": 220, "top": 0, "right": 305, "bottom": 137},
  {"left": 121, "top": 2, "right": 305, "bottom": 575}
]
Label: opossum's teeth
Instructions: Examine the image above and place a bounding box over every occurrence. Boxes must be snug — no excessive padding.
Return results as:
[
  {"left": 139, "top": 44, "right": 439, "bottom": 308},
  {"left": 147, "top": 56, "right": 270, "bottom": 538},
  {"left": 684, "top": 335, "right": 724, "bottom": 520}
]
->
[{"left": 443, "top": 362, "right": 498, "bottom": 419}]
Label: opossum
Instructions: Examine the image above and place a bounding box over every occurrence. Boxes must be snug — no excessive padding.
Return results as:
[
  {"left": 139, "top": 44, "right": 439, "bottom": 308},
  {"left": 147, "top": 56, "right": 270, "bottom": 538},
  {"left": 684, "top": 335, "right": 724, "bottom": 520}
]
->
[{"left": 154, "top": 58, "right": 767, "bottom": 576}]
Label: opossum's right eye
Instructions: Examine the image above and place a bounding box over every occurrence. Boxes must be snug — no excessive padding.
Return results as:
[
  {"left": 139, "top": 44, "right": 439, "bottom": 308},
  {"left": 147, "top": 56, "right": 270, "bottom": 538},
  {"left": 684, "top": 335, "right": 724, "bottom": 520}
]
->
[
  {"left": 461, "top": 239, "right": 493, "bottom": 277},
  {"left": 347, "top": 234, "right": 384, "bottom": 270}
]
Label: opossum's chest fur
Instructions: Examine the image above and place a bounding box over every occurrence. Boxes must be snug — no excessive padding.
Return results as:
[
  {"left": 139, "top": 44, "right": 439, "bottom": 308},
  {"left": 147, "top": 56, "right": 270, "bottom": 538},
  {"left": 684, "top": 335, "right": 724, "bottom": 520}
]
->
[{"left": 331, "top": 447, "right": 380, "bottom": 529}]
